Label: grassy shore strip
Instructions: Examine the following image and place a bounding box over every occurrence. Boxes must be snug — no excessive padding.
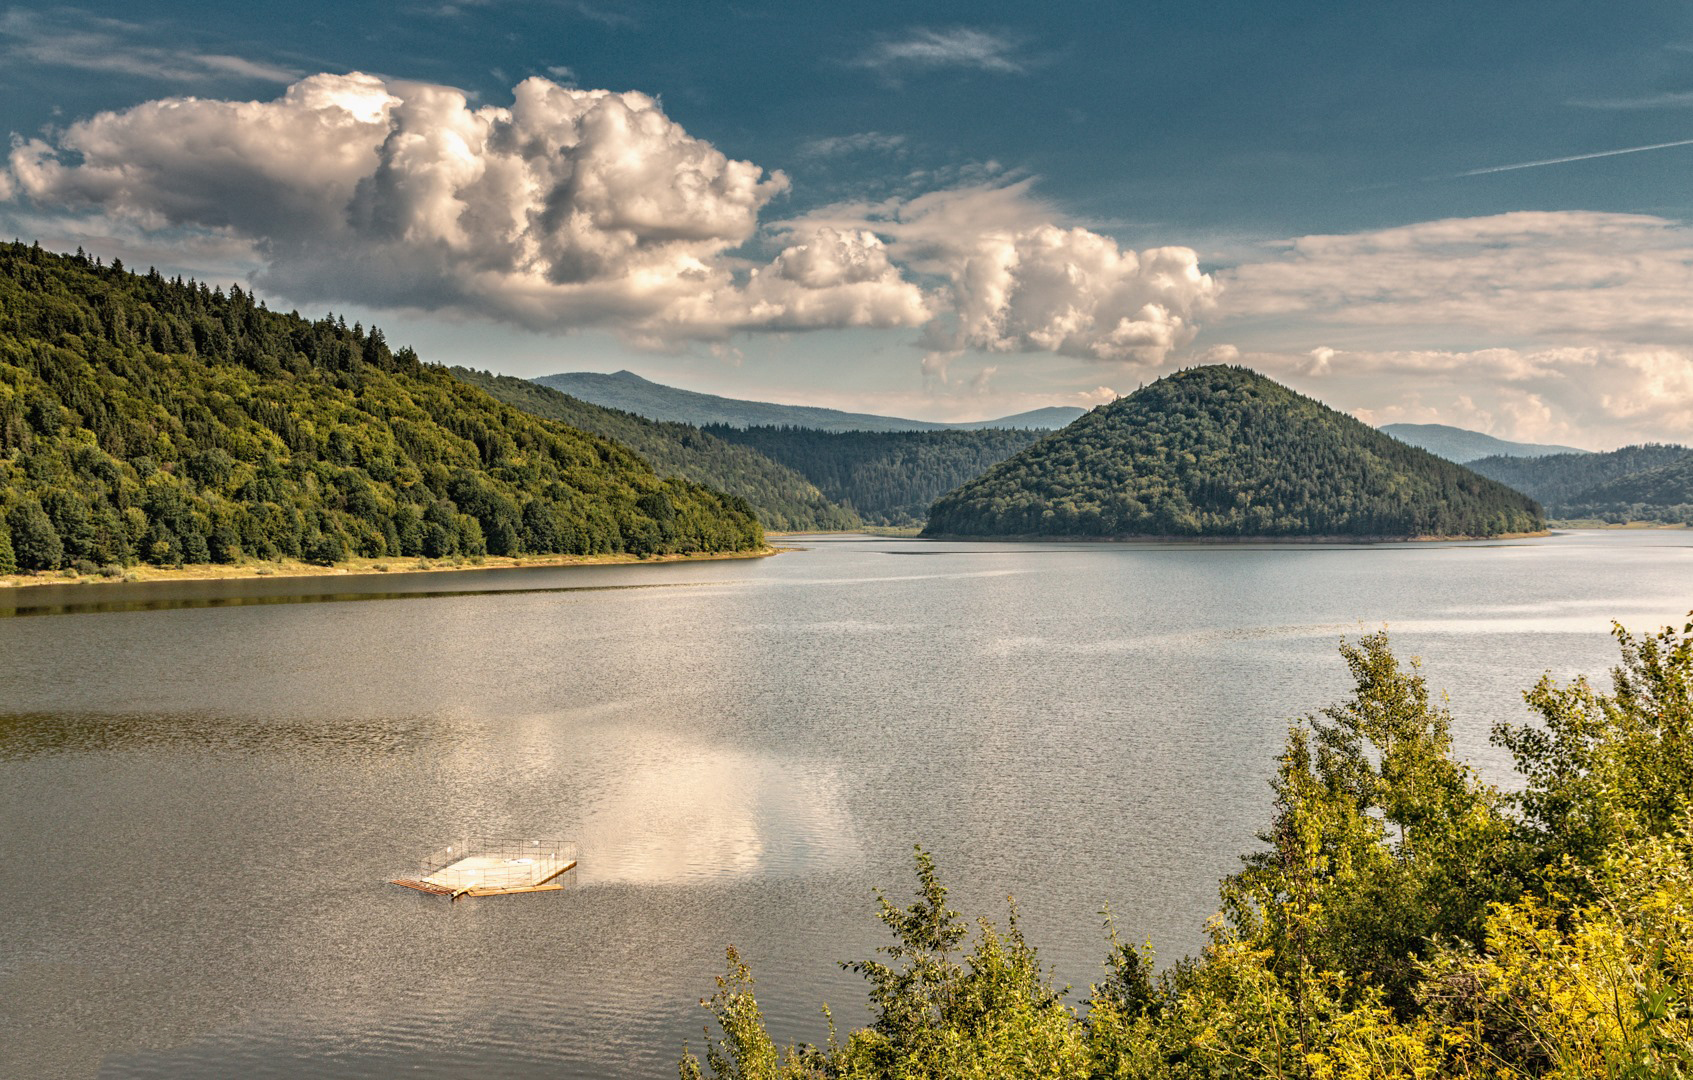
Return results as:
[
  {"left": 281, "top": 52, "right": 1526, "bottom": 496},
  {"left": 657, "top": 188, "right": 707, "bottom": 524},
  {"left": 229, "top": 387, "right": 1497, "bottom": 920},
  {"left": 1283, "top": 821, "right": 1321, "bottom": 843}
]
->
[{"left": 0, "top": 545, "right": 783, "bottom": 590}]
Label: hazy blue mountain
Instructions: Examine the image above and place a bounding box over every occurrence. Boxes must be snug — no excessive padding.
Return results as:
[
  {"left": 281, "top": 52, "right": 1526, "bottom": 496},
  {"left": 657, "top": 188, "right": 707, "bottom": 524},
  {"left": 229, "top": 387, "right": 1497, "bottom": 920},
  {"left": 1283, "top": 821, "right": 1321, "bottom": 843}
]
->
[
  {"left": 1381, "top": 423, "right": 1589, "bottom": 463},
  {"left": 947, "top": 407, "right": 1090, "bottom": 430},
  {"left": 534, "top": 370, "right": 1086, "bottom": 432}
]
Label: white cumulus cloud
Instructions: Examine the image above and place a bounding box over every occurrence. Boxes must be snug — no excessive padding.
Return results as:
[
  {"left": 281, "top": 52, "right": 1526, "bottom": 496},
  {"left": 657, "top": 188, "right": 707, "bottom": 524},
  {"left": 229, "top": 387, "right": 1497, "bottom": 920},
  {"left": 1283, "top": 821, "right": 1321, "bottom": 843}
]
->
[
  {"left": 3, "top": 72, "right": 935, "bottom": 342},
  {"left": 801, "top": 181, "right": 1218, "bottom": 364},
  {"left": 4, "top": 74, "right": 1215, "bottom": 365}
]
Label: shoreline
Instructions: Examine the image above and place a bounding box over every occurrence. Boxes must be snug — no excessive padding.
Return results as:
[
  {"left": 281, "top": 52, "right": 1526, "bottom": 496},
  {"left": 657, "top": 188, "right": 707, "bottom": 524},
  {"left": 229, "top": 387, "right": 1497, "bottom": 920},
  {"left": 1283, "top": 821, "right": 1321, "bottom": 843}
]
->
[
  {"left": 0, "top": 545, "right": 782, "bottom": 592},
  {"left": 880, "top": 530, "right": 1556, "bottom": 545}
]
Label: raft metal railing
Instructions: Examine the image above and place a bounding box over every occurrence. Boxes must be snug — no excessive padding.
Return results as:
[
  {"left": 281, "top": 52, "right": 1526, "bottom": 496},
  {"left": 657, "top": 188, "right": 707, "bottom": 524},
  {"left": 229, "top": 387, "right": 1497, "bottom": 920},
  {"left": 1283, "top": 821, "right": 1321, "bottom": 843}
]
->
[{"left": 419, "top": 837, "right": 578, "bottom": 890}]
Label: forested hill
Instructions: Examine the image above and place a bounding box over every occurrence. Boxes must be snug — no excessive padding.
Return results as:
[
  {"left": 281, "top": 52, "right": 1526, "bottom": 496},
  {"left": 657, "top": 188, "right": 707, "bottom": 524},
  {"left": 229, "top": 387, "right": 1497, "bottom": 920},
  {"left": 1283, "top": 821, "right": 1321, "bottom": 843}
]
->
[
  {"left": 1467, "top": 444, "right": 1693, "bottom": 524},
  {"left": 451, "top": 368, "right": 857, "bottom": 531},
  {"left": 0, "top": 242, "right": 762, "bottom": 573},
  {"left": 926, "top": 366, "right": 1544, "bottom": 539},
  {"left": 706, "top": 425, "right": 1048, "bottom": 525}
]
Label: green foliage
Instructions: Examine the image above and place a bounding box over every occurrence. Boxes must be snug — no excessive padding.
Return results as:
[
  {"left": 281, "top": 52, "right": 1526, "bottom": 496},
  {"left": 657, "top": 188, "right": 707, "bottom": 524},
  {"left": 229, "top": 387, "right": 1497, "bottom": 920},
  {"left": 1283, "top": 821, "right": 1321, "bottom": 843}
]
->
[
  {"left": 707, "top": 426, "right": 1047, "bottom": 526},
  {"left": 684, "top": 847, "right": 1088, "bottom": 1080},
  {"left": 6, "top": 496, "right": 63, "bottom": 570},
  {"left": 926, "top": 366, "right": 1545, "bottom": 539},
  {"left": 452, "top": 368, "right": 858, "bottom": 532},
  {"left": 683, "top": 615, "right": 1693, "bottom": 1079},
  {"left": 1494, "top": 616, "right": 1693, "bottom": 898},
  {"left": 1469, "top": 444, "right": 1693, "bottom": 523},
  {"left": 0, "top": 243, "right": 762, "bottom": 569},
  {"left": 0, "top": 518, "right": 15, "bottom": 573}
]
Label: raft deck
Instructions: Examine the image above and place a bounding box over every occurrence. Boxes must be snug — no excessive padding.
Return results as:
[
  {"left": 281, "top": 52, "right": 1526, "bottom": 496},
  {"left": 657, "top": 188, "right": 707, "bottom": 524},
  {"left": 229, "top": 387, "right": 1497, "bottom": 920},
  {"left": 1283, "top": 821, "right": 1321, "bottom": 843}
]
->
[{"left": 392, "top": 837, "right": 577, "bottom": 898}]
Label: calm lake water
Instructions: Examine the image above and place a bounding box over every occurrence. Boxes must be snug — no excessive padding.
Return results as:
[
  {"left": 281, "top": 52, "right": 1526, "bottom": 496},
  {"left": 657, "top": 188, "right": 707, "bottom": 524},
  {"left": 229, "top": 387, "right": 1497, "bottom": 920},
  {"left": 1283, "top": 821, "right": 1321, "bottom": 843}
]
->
[{"left": 3, "top": 531, "right": 1690, "bottom": 1079}]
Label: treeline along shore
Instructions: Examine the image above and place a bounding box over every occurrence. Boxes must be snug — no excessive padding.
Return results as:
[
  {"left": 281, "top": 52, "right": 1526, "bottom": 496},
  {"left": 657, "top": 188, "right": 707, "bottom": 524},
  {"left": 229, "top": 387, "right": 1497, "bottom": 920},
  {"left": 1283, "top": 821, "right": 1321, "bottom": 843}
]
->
[{"left": 0, "top": 242, "right": 766, "bottom": 582}]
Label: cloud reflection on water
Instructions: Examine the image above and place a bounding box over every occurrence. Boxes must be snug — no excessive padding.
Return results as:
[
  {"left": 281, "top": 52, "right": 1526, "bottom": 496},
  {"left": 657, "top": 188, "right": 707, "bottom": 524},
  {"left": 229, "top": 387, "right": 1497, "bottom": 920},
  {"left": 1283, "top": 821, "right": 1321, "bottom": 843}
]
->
[{"left": 578, "top": 734, "right": 858, "bottom": 886}]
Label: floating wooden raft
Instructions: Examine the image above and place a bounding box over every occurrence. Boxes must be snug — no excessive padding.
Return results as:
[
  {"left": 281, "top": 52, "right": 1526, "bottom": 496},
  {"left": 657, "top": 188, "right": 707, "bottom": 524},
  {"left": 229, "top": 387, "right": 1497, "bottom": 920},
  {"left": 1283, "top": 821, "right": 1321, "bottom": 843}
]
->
[{"left": 391, "top": 837, "right": 577, "bottom": 899}]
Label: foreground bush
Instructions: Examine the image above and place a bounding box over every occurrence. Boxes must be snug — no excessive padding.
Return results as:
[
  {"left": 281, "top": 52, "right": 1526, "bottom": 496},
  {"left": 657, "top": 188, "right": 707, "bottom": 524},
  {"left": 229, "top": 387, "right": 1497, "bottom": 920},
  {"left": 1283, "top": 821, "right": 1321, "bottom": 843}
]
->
[{"left": 683, "top": 616, "right": 1693, "bottom": 1079}]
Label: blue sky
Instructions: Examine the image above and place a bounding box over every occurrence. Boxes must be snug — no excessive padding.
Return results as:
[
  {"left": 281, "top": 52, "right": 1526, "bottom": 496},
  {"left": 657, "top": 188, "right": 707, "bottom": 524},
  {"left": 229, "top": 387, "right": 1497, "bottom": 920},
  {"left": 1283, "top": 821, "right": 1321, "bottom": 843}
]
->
[{"left": 4, "top": 1, "right": 1693, "bottom": 443}]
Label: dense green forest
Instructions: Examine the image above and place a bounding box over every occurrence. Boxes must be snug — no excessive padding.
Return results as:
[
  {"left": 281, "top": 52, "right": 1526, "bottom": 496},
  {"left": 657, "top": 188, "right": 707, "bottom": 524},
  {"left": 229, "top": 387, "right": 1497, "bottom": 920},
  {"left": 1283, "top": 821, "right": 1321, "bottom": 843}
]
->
[
  {"left": 684, "top": 614, "right": 1693, "bottom": 1079},
  {"left": 1468, "top": 444, "right": 1693, "bottom": 524},
  {"left": 0, "top": 242, "right": 762, "bottom": 573},
  {"left": 926, "top": 366, "right": 1544, "bottom": 539},
  {"left": 451, "top": 368, "right": 858, "bottom": 532},
  {"left": 706, "top": 425, "right": 1048, "bottom": 525}
]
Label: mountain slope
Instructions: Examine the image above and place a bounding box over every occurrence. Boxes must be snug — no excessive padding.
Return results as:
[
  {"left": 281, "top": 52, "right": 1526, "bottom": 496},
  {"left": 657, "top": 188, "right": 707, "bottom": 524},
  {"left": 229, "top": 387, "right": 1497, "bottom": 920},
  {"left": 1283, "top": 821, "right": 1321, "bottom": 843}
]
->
[
  {"left": 0, "top": 243, "right": 762, "bottom": 571},
  {"left": 926, "top": 366, "right": 1543, "bottom": 539},
  {"left": 535, "top": 370, "right": 1086, "bottom": 432},
  {"left": 948, "top": 407, "right": 1089, "bottom": 430},
  {"left": 706, "top": 425, "right": 1049, "bottom": 526},
  {"left": 1381, "top": 423, "right": 1589, "bottom": 463},
  {"left": 1467, "top": 444, "right": 1693, "bottom": 523},
  {"left": 451, "top": 368, "right": 858, "bottom": 531}
]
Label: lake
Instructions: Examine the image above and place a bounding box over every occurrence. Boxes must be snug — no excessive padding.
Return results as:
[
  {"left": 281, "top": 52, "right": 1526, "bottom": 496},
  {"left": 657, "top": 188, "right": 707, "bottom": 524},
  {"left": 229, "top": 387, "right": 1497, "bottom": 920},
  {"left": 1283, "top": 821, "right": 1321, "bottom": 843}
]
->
[{"left": 2, "top": 530, "right": 1689, "bottom": 1078}]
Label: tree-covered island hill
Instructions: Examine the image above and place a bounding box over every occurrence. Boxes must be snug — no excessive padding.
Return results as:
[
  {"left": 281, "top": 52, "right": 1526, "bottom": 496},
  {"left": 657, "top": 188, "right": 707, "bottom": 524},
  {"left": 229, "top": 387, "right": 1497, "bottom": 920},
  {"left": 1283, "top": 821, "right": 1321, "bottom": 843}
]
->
[{"left": 926, "top": 365, "right": 1545, "bottom": 540}]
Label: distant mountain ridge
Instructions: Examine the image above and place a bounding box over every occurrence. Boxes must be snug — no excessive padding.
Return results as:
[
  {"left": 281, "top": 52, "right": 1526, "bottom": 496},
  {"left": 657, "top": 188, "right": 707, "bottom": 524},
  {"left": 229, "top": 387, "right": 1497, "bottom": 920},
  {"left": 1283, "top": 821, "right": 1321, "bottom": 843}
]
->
[
  {"left": 534, "top": 370, "right": 1086, "bottom": 432},
  {"left": 1467, "top": 444, "right": 1693, "bottom": 524},
  {"left": 1381, "top": 423, "right": 1589, "bottom": 463},
  {"left": 927, "top": 366, "right": 1543, "bottom": 540}
]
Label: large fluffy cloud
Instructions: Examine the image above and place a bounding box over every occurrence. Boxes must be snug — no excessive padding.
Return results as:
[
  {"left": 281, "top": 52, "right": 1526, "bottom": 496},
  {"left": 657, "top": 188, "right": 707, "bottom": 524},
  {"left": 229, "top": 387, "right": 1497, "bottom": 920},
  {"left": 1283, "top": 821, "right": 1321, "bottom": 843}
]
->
[
  {"left": 796, "top": 181, "right": 1219, "bottom": 366},
  {"left": 3, "top": 75, "right": 1211, "bottom": 362},
  {"left": 938, "top": 225, "right": 1214, "bottom": 361},
  {"left": 3, "top": 72, "right": 929, "bottom": 339}
]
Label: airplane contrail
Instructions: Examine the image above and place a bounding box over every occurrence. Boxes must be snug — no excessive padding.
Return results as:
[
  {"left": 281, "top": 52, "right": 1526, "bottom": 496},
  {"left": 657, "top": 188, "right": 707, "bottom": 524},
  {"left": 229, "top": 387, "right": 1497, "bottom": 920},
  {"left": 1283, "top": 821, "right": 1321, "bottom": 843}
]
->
[{"left": 1454, "top": 136, "right": 1693, "bottom": 177}]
